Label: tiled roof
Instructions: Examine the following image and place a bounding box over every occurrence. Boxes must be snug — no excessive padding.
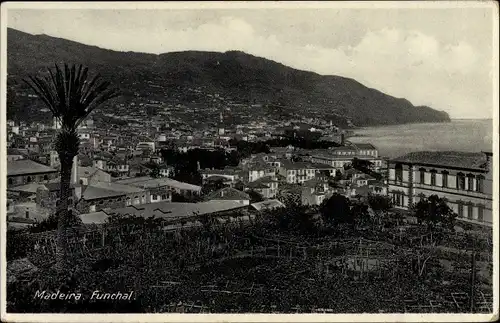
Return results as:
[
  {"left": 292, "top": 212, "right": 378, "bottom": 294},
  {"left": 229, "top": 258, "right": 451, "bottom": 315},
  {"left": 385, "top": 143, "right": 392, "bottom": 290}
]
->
[
  {"left": 309, "top": 163, "right": 334, "bottom": 169},
  {"left": 303, "top": 178, "right": 328, "bottom": 188},
  {"left": 90, "top": 181, "right": 146, "bottom": 194},
  {"left": 81, "top": 186, "right": 128, "bottom": 200},
  {"left": 353, "top": 143, "right": 377, "bottom": 150},
  {"left": 78, "top": 166, "right": 110, "bottom": 179},
  {"left": 104, "top": 200, "right": 246, "bottom": 222},
  {"left": 7, "top": 148, "right": 27, "bottom": 156},
  {"left": 251, "top": 199, "right": 285, "bottom": 211},
  {"left": 329, "top": 146, "right": 357, "bottom": 151},
  {"left": 391, "top": 151, "right": 489, "bottom": 170},
  {"left": 253, "top": 176, "right": 277, "bottom": 184},
  {"left": 7, "top": 159, "right": 57, "bottom": 176},
  {"left": 200, "top": 168, "right": 239, "bottom": 175},
  {"left": 114, "top": 176, "right": 201, "bottom": 191},
  {"left": 206, "top": 175, "right": 233, "bottom": 182},
  {"left": 7, "top": 183, "right": 48, "bottom": 194},
  {"left": 207, "top": 187, "right": 250, "bottom": 201},
  {"left": 246, "top": 181, "right": 270, "bottom": 189},
  {"left": 281, "top": 160, "right": 334, "bottom": 170},
  {"left": 44, "top": 182, "right": 77, "bottom": 191}
]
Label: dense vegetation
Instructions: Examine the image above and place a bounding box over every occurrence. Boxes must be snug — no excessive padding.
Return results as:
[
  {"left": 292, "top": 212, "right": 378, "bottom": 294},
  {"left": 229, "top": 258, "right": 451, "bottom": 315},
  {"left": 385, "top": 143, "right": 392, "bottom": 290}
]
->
[
  {"left": 7, "top": 194, "right": 492, "bottom": 313},
  {"left": 7, "top": 28, "right": 450, "bottom": 126}
]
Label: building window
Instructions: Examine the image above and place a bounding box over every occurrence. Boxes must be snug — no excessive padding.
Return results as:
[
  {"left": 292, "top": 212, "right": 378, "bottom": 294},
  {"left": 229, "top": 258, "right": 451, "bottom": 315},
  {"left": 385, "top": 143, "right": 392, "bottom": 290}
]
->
[
  {"left": 430, "top": 170, "right": 436, "bottom": 186},
  {"left": 392, "top": 192, "right": 403, "bottom": 206},
  {"left": 395, "top": 163, "right": 403, "bottom": 182},
  {"left": 457, "top": 202, "right": 464, "bottom": 217},
  {"left": 457, "top": 173, "right": 466, "bottom": 190},
  {"left": 476, "top": 175, "right": 484, "bottom": 193},
  {"left": 477, "top": 205, "right": 484, "bottom": 222},
  {"left": 419, "top": 168, "right": 426, "bottom": 184},
  {"left": 467, "top": 174, "right": 475, "bottom": 191},
  {"left": 43, "top": 175, "right": 49, "bottom": 181},
  {"left": 8, "top": 178, "right": 13, "bottom": 185},
  {"left": 26, "top": 176, "right": 32, "bottom": 183},
  {"left": 442, "top": 171, "right": 449, "bottom": 188},
  {"left": 467, "top": 203, "right": 473, "bottom": 219}
]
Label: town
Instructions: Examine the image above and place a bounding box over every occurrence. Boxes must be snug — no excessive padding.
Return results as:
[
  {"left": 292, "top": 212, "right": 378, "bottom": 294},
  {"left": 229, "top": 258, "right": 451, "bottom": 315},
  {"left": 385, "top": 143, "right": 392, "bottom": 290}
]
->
[
  {"left": 6, "top": 98, "right": 493, "bottom": 313},
  {"left": 4, "top": 5, "right": 495, "bottom": 316}
]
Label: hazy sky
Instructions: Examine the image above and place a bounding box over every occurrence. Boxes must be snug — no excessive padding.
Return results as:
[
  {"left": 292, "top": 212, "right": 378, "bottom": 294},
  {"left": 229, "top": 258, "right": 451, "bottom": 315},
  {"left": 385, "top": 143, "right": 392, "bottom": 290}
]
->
[{"left": 6, "top": 4, "right": 497, "bottom": 119}]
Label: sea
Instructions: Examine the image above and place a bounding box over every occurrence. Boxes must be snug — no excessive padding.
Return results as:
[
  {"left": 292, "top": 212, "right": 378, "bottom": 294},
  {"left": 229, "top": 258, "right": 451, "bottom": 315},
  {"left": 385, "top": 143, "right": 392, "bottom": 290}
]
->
[{"left": 347, "top": 119, "right": 494, "bottom": 159}]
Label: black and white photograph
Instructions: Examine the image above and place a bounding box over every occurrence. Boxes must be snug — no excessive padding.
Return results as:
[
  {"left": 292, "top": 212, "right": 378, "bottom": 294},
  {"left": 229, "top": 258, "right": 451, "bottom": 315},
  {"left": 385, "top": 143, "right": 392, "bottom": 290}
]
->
[{"left": 1, "top": 1, "right": 498, "bottom": 322}]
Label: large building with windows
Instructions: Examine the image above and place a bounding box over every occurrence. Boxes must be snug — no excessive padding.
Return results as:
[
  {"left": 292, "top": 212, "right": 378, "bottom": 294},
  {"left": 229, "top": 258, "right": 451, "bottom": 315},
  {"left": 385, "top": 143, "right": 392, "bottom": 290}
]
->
[
  {"left": 308, "top": 143, "right": 383, "bottom": 171},
  {"left": 387, "top": 151, "right": 493, "bottom": 226},
  {"left": 7, "top": 159, "right": 59, "bottom": 187}
]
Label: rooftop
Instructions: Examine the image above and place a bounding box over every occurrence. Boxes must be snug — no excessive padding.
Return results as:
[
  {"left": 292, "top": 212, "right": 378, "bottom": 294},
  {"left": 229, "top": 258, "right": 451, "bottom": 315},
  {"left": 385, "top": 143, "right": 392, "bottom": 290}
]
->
[
  {"left": 77, "top": 166, "right": 110, "bottom": 179},
  {"left": 246, "top": 181, "right": 270, "bottom": 189},
  {"left": 353, "top": 143, "right": 377, "bottom": 150},
  {"left": 80, "top": 185, "right": 128, "bottom": 200},
  {"left": 303, "top": 177, "right": 328, "bottom": 188},
  {"left": 90, "top": 181, "right": 146, "bottom": 194},
  {"left": 87, "top": 200, "right": 247, "bottom": 224},
  {"left": 7, "top": 183, "right": 48, "bottom": 194},
  {"left": 200, "top": 168, "right": 239, "bottom": 175},
  {"left": 7, "top": 159, "right": 57, "bottom": 176},
  {"left": 79, "top": 211, "right": 110, "bottom": 225},
  {"left": 207, "top": 187, "right": 250, "bottom": 201},
  {"left": 114, "top": 176, "right": 201, "bottom": 191},
  {"left": 391, "top": 151, "right": 489, "bottom": 171},
  {"left": 206, "top": 175, "right": 233, "bottom": 182},
  {"left": 251, "top": 199, "right": 285, "bottom": 211},
  {"left": 281, "top": 160, "right": 334, "bottom": 170},
  {"left": 329, "top": 146, "right": 357, "bottom": 152},
  {"left": 7, "top": 148, "right": 27, "bottom": 156}
]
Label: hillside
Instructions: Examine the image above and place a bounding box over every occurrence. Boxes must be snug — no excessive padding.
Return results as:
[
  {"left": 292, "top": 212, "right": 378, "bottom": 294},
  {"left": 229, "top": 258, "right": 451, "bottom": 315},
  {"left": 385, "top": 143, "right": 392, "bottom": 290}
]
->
[{"left": 7, "top": 28, "right": 450, "bottom": 126}]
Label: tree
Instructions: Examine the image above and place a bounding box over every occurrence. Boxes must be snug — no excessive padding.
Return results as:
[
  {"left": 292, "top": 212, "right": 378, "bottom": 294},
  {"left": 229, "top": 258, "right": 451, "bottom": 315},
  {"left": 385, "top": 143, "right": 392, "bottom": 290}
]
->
[
  {"left": 367, "top": 194, "right": 393, "bottom": 224},
  {"left": 25, "top": 64, "right": 119, "bottom": 272},
  {"left": 350, "top": 201, "right": 371, "bottom": 229},
  {"left": 269, "top": 202, "right": 315, "bottom": 234},
  {"left": 247, "top": 190, "right": 264, "bottom": 203},
  {"left": 201, "top": 179, "right": 228, "bottom": 195},
  {"left": 319, "top": 194, "right": 352, "bottom": 227},
  {"left": 352, "top": 157, "right": 373, "bottom": 170},
  {"left": 149, "top": 165, "right": 160, "bottom": 178},
  {"left": 411, "top": 194, "right": 457, "bottom": 245}
]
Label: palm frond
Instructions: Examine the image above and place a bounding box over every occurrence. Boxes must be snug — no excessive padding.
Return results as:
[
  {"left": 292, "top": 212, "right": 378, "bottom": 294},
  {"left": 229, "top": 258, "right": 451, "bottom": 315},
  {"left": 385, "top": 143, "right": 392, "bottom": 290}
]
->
[
  {"left": 25, "top": 63, "right": 120, "bottom": 131},
  {"left": 24, "top": 76, "right": 59, "bottom": 117}
]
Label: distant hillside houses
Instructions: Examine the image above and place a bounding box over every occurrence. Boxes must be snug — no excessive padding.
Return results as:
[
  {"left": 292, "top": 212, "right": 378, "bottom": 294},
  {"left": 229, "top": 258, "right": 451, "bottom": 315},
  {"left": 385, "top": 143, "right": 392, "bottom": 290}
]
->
[{"left": 278, "top": 160, "right": 335, "bottom": 184}]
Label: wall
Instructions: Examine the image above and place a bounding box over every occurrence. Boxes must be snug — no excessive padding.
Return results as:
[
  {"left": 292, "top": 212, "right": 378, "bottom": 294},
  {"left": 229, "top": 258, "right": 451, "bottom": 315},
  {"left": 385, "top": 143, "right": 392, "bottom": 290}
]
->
[
  {"left": 150, "top": 189, "right": 172, "bottom": 203},
  {"left": 7, "top": 172, "right": 59, "bottom": 186},
  {"left": 77, "top": 195, "right": 127, "bottom": 213}
]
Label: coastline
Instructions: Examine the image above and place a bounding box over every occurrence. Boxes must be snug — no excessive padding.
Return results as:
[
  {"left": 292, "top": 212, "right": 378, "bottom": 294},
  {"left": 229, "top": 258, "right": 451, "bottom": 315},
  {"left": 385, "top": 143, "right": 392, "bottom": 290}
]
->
[{"left": 344, "top": 119, "right": 493, "bottom": 158}]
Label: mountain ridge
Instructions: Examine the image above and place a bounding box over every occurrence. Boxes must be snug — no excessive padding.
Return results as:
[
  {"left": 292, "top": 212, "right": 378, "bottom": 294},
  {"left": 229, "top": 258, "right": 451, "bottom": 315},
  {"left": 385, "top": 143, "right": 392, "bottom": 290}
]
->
[{"left": 6, "top": 27, "right": 450, "bottom": 127}]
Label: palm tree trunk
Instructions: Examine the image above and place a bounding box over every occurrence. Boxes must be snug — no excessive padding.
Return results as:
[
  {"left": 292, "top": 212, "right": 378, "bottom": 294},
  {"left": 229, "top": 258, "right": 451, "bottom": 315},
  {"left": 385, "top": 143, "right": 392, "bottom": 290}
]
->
[{"left": 55, "top": 155, "right": 74, "bottom": 273}]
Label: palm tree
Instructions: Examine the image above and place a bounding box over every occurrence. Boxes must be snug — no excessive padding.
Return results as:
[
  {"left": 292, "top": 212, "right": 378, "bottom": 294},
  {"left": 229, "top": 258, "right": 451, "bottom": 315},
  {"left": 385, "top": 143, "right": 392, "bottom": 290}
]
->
[{"left": 25, "top": 64, "right": 119, "bottom": 272}]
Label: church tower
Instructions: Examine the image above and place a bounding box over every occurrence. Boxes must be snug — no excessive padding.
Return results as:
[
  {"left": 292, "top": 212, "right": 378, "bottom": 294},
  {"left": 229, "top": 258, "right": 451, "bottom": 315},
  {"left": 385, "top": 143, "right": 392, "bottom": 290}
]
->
[{"left": 218, "top": 112, "right": 225, "bottom": 136}]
